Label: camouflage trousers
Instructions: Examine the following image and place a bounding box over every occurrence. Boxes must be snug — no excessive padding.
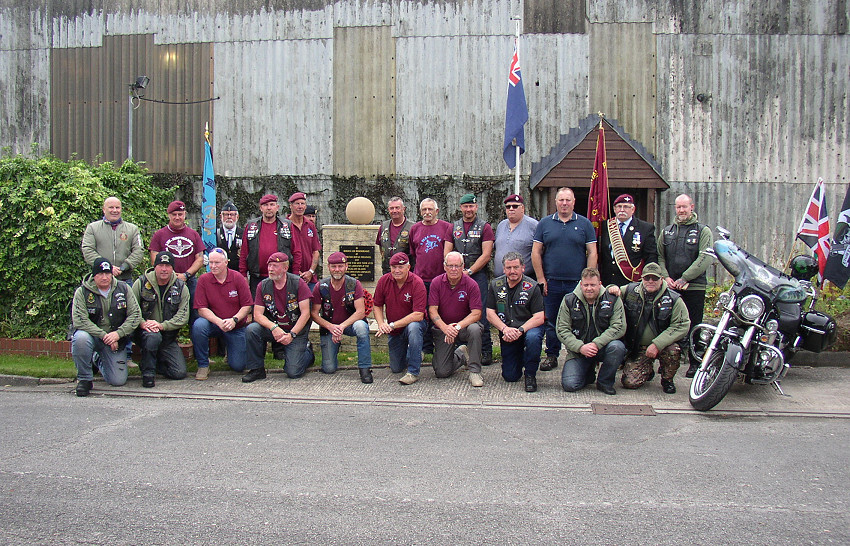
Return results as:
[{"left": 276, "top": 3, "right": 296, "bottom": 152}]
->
[{"left": 621, "top": 343, "right": 682, "bottom": 389}]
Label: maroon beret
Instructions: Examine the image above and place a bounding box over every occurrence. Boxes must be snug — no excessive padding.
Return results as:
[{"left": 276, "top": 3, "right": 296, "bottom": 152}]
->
[
  {"left": 259, "top": 194, "right": 278, "bottom": 206},
  {"left": 267, "top": 252, "right": 289, "bottom": 264},
  {"left": 167, "top": 201, "right": 186, "bottom": 213},
  {"left": 288, "top": 192, "right": 307, "bottom": 203},
  {"left": 327, "top": 251, "right": 347, "bottom": 265},
  {"left": 504, "top": 194, "right": 524, "bottom": 205},
  {"left": 613, "top": 194, "right": 635, "bottom": 206},
  {"left": 389, "top": 252, "right": 409, "bottom": 266}
]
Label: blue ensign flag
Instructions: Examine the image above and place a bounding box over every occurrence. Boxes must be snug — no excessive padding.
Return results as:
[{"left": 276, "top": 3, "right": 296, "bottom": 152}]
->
[
  {"left": 201, "top": 131, "right": 217, "bottom": 256},
  {"left": 503, "top": 41, "right": 528, "bottom": 169}
]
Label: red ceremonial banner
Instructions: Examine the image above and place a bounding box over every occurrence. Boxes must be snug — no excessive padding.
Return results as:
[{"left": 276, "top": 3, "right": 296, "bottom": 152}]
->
[{"left": 587, "top": 122, "right": 609, "bottom": 237}]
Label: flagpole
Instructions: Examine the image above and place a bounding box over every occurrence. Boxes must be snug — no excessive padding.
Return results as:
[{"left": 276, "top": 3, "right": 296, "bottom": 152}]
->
[{"left": 514, "top": 18, "right": 521, "bottom": 196}]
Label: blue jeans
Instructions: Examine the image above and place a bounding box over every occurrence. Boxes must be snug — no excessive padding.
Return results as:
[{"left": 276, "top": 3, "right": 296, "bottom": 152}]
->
[
  {"left": 561, "top": 340, "right": 626, "bottom": 391},
  {"left": 499, "top": 325, "right": 544, "bottom": 382},
  {"left": 387, "top": 321, "right": 426, "bottom": 376},
  {"left": 72, "top": 330, "right": 128, "bottom": 386},
  {"left": 245, "top": 322, "right": 314, "bottom": 378},
  {"left": 543, "top": 279, "right": 578, "bottom": 357},
  {"left": 319, "top": 320, "right": 372, "bottom": 372},
  {"left": 470, "top": 271, "right": 493, "bottom": 357},
  {"left": 191, "top": 318, "right": 247, "bottom": 372}
]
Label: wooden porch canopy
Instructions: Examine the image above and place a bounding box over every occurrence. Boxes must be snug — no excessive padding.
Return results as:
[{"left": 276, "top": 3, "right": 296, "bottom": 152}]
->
[{"left": 530, "top": 115, "right": 669, "bottom": 223}]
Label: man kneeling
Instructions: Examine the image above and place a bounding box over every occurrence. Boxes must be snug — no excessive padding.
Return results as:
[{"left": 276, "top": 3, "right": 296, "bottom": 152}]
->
[
  {"left": 613, "top": 262, "right": 690, "bottom": 394},
  {"left": 556, "top": 268, "right": 626, "bottom": 395},
  {"left": 311, "top": 251, "right": 373, "bottom": 384},
  {"left": 243, "top": 252, "right": 314, "bottom": 381},
  {"left": 132, "top": 251, "right": 190, "bottom": 387}
]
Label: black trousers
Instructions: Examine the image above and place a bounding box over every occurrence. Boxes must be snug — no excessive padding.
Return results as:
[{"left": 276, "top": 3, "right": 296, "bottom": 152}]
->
[{"left": 679, "top": 289, "right": 706, "bottom": 366}]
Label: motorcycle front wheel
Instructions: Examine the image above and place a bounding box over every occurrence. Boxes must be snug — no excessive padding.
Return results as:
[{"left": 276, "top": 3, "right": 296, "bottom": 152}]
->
[{"left": 689, "top": 349, "right": 739, "bottom": 411}]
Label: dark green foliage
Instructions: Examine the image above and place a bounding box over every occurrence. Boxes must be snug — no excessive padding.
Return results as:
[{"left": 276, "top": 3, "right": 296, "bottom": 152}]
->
[{"left": 0, "top": 152, "right": 174, "bottom": 339}]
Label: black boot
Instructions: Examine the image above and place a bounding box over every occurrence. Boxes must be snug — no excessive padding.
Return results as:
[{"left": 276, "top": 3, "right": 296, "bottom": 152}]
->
[
  {"left": 360, "top": 368, "right": 373, "bottom": 384},
  {"left": 242, "top": 368, "right": 267, "bottom": 383},
  {"left": 75, "top": 380, "right": 93, "bottom": 397}
]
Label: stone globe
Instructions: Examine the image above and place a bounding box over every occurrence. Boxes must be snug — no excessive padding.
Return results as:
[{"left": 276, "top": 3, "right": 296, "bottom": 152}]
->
[{"left": 345, "top": 197, "right": 375, "bottom": 225}]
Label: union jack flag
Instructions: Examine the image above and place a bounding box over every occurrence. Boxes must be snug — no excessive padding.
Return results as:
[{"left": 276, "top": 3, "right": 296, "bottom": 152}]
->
[
  {"left": 503, "top": 40, "right": 528, "bottom": 169},
  {"left": 796, "top": 177, "right": 831, "bottom": 280}
]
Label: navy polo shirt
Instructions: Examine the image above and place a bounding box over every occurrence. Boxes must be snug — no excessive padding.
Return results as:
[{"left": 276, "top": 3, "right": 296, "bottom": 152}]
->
[{"left": 533, "top": 212, "right": 596, "bottom": 281}]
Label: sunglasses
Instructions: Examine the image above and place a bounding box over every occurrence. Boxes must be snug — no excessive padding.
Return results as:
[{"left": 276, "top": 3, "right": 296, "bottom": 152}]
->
[
  {"left": 210, "top": 248, "right": 227, "bottom": 255},
  {"left": 505, "top": 204, "right": 521, "bottom": 209},
  {"left": 643, "top": 275, "right": 661, "bottom": 281}
]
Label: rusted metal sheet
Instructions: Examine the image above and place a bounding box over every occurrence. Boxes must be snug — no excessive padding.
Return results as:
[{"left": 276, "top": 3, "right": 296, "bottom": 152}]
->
[
  {"left": 395, "top": 0, "right": 514, "bottom": 37},
  {"left": 589, "top": 22, "right": 657, "bottom": 157},
  {"left": 214, "top": 38, "right": 334, "bottom": 176},
  {"left": 0, "top": 49, "right": 51, "bottom": 154},
  {"left": 50, "top": 34, "right": 213, "bottom": 173},
  {"left": 333, "top": 25, "right": 396, "bottom": 177},
  {"left": 524, "top": 0, "right": 585, "bottom": 34}
]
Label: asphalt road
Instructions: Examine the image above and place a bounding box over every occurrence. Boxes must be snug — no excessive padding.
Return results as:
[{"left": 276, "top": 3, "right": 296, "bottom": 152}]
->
[{"left": 1, "top": 390, "right": 847, "bottom": 545}]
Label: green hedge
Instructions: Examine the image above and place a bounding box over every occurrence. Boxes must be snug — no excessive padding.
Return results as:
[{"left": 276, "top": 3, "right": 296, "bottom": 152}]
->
[{"left": 0, "top": 151, "right": 174, "bottom": 339}]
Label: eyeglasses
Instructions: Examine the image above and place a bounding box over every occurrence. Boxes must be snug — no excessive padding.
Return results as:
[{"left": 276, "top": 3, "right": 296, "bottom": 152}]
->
[
  {"left": 505, "top": 204, "right": 521, "bottom": 209},
  {"left": 643, "top": 275, "right": 661, "bottom": 281},
  {"left": 444, "top": 264, "right": 464, "bottom": 269}
]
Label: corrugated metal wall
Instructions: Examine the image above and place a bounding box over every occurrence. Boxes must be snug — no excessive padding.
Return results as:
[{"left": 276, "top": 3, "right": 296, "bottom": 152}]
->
[
  {"left": 333, "top": 25, "right": 396, "bottom": 177},
  {"left": 50, "top": 34, "right": 212, "bottom": 172},
  {"left": 2, "top": 0, "right": 850, "bottom": 273}
]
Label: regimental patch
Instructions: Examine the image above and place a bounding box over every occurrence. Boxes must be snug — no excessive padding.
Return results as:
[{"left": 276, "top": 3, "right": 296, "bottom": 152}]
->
[
  {"left": 457, "top": 291, "right": 467, "bottom": 301},
  {"left": 467, "top": 230, "right": 481, "bottom": 238},
  {"left": 119, "top": 233, "right": 128, "bottom": 241},
  {"left": 307, "top": 228, "right": 314, "bottom": 237},
  {"left": 287, "top": 292, "right": 298, "bottom": 312},
  {"left": 400, "top": 230, "right": 408, "bottom": 237},
  {"left": 263, "top": 294, "right": 272, "bottom": 302},
  {"left": 453, "top": 228, "right": 464, "bottom": 239},
  {"left": 144, "top": 281, "right": 152, "bottom": 290},
  {"left": 246, "top": 224, "right": 259, "bottom": 239},
  {"left": 522, "top": 281, "right": 532, "bottom": 290},
  {"left": 228, "top": 290, "right": 238, "bottom": 298},
  {"left": 599, "top": 299, "right": 613, "bottom": 311},
  {"left": 497, "top": 288, "right": 508, "bottom": 300},
  {"left": 165, "top": 236, "right": 195, "bottom": 258},
  {"left": 403, "top": 292, "right": 412, "bottom": 302},
  {"left": 87, "top": 293, "right": 95, "bottom": 304}
]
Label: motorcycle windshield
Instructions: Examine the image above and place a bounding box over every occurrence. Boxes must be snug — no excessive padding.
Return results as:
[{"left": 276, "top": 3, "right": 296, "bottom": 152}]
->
[{"left": 715, "top": 239, "right": 804, "bottom": 297}]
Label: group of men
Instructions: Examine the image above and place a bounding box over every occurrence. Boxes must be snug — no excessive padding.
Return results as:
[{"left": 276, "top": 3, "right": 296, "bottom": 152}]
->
[{"left": 70, "top": 187, "right": 713, "bottom": 398}]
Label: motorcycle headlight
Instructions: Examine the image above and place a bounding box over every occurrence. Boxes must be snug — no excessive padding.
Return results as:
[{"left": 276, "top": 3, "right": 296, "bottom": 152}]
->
[{"left": 738, "top": 294, "right": 766, "bottom": 321}]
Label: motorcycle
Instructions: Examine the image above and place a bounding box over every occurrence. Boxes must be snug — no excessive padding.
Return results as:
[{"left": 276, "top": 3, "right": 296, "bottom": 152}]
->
[{"left": 688, "top": 227, "right": 836, "bottom": 411}]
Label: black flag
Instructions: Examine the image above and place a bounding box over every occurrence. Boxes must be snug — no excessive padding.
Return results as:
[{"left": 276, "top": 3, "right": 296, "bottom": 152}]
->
[{"left": 824, "top": 184, "right": 850, "bottom": 288}]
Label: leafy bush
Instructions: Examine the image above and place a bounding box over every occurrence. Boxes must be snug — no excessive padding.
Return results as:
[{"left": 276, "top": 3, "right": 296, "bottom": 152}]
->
[{"left": 0, "top": 150, "right": 174, "bottom": 339}]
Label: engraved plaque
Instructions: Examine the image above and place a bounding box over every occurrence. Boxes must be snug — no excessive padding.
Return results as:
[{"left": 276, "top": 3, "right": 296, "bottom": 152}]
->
[{"left": 338, "top": 245, "right": 375, "bottom": 282}]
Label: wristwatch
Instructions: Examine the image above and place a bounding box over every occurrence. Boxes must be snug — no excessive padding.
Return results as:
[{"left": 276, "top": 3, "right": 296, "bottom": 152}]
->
[
  {"left": 389, "top": 321, "right": 395, "bottom": 329},
  {"left": 517, "top": 326, "right": 525, "bottom": 334},
  {"left": 454, "top": 324, "right": 461, "bottom": 331}
]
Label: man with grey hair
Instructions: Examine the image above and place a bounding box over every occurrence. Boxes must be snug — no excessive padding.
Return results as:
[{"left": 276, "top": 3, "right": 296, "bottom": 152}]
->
[
  {"left": 657, "top": 193, "right": 713, "bottom": 377},
  {"left": 409, "top": 197, "right": 453, "bottom": 353},
  {"left": 376, "top": 196, "right": 415, "bottom": 274}
]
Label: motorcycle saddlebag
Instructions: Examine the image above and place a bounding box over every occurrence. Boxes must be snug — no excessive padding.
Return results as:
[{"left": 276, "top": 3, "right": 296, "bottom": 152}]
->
[
  {"left": 800, "top": 310, "right": 837, "bottom": 352},
  {"left": 775, "top": 301, "right": 802, "bottom": 335}
]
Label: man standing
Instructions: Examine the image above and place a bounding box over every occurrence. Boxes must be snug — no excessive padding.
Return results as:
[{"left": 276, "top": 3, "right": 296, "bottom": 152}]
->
[
  {"left": 555, "top": 268, "right": 626, "bottom": 395},
  {"left": 451, "top": 193, "right": 495, "bottom": 365},
  {"left": 598, "top": 194, "right": 657, "bottom": 287},
  {"left": 149, "top": 201, "right": 205, "bottom": 324},
  {"left": 287, "top": 191, "right": 321, "bottom": 290},
  {"left": 310, "top": 251, "right": 373, "bottom": 384},
  {"left": 428, "top": 251, "right": 484, "bottom": 386},
  {"left": 613, "top": 263, "right": 690, "bottom": 394},
  {"left": 81, "top": 196, "right": 144, "bottom": 282},
  {"left": 131, "top": 251, "right": 190, "bottom": 387},
  {"left": 71, "top": 258, "right": 141, "bottom": 396},
  {"left": 192, "top": 247, "right": 253, "bottom": 379},
  {"left": 409, "top": 198, "right": 453, "bottom": 352},
  {"left": 216, "top": 201, "right": 242, "bottom": 271},
  {"left": 532, "top": 187, "right": 598, "bottom": 371},
  {"left": 376, "top": 197, "right": 415, "bottom": 274},
  {"left": 486, "top": 252, "right": 545, "bottom": 392},
  {"left": 373, "top": 253, "right": 428, "bottom": 385},
  {"left": 657, "top": 193, "right": 713, "bottom": 378},
  {"left": 494, "top": 194, "right": 538, "bottom": 278},
  {"left": 239, "top": 194, "right": 296, "bottom": 296},
  {"left": 243, "top": 252, "right": 314, "bottom": 382}
]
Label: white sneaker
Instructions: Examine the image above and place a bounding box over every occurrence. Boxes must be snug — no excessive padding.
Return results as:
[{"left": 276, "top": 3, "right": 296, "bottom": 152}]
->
[
  {"left": 469, "top": 372, "right": 484, "bottom": 387},
  {"left": 399, "top": 372, "right": 419, "bottom": 385},
  {"left": 195, "top": 367, "right": 209, "bottom": 381}
]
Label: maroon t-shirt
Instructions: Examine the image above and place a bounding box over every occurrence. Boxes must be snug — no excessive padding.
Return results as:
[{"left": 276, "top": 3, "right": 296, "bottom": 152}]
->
[
  {"left": 373, "top": 271, "right": 427, "bottom": 335},
  {"left": 311, "top": 278, "right": 365, "bottom": 324},
  {"left": 428, "top": 272, "right": 482, "bottom": 324},
  {"left": 253, "top": 277, "right": 312, "bottom": 329},
  {"left": 150, "top": 225, "right": 204, "bottom": 274},
  {"left": 462, "top": 220, "right": 495, "bottom": 243},
  {"left": 409, "top": 220, "right": 452, "bottom": 282},
  {"left": 194, "top": 269, "right": 253, "bottom": 327},
  {"left": 375, "top": 221, "right": 407, "bottom": 245},
  {"left": 290, "top": 219, "right": 321, "bottom": 274}
]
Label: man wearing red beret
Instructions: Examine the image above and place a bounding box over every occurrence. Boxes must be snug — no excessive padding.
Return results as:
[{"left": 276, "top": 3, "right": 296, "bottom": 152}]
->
[{"left": 598, "top": 193, "right": 657, "bottom": 287}]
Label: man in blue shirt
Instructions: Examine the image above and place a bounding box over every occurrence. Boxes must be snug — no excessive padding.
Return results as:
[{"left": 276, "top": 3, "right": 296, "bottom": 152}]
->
[{"left": 532, "top": 187, "right": 598, "bottom": 371}]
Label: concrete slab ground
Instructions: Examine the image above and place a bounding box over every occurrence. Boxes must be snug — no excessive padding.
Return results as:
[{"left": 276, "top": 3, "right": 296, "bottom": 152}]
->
[{"left": 6, "top": 362, "right": 849, "bottom": 417}]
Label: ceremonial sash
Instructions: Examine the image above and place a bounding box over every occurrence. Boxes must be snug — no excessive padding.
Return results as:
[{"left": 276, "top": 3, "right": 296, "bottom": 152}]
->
[{"left": 608, "top": 218, "right": 644, "bottom": 282}]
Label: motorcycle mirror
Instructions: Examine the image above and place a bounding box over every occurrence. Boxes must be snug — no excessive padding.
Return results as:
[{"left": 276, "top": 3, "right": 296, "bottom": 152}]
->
[{"left": 717, "top": 226, "right": 731, "bottom": 240}]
